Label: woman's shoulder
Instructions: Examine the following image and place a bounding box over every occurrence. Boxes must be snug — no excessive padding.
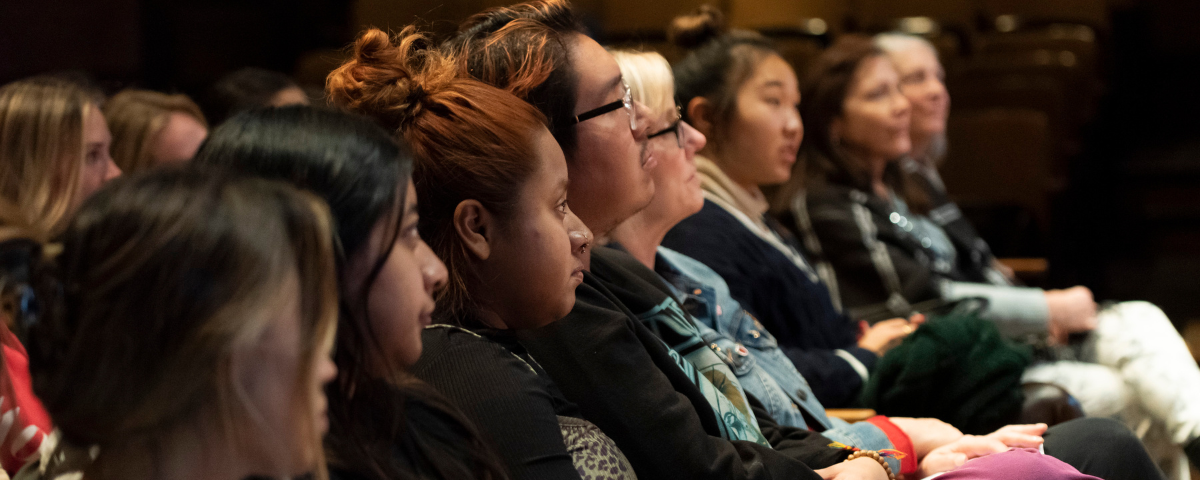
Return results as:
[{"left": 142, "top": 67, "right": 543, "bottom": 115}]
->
[
  {"left": 666, "top": 200, "right": 762, "bottom": 251},
  {"left": 414, "top": 326, "right": 537, "bottom": 380},
  {"left": 805, "top": 182, "right": 867, "bottom": 209},
  {"left": 671, "top": 199, "right": 743, "bottom": 232}
]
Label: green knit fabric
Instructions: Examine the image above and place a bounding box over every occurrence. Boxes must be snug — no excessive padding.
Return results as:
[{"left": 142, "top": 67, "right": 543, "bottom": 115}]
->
[{"left": 860, "top": 313, "right": 1032, "bottom": 434}]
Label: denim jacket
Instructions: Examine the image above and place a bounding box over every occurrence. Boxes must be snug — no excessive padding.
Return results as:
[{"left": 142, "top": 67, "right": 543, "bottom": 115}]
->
[{"left": 656, "top": 247, "right": 899, "bottom": 471}]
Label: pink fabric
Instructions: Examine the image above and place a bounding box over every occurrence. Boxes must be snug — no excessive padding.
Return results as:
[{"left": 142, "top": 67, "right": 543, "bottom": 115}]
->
[{"left": 933, "top": 449, "right": 1101, "bottom": 480}]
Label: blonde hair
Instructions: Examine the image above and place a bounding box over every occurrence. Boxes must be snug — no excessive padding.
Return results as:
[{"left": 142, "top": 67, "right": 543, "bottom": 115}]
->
[
  {"left": 0, "top": 77, "right": 101, "bottom": 235},
  {"left": 11, "top": 169, "right": 336, "bottom": 479},
  {"left": 610, "top": 49, "right": 677, "bottom": 121},
  {"left": 104, "top": 89, "right": 207, "bottom": 174}
]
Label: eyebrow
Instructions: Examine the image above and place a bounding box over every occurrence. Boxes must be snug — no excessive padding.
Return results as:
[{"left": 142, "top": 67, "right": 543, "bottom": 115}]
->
[
  {"left": 760, "top": 80, "right": 785, "bottom": 89},
  {"left": 404, "top": 201, "right": 419, "bottom": 217},
  {"left": 607, "top": 74, "right": 624, "bottom": 91}
]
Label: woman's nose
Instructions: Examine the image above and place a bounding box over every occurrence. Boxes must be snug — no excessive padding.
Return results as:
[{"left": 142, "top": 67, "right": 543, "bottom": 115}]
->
[
  {"left": 419, "top": 242, "right": 449, "bottom": 292},
  {"left": 682, "top": 121, "right": 707, "bottom": 153},
  {"left": 566, "top": 209, "right": 593, "bottom": 256}
]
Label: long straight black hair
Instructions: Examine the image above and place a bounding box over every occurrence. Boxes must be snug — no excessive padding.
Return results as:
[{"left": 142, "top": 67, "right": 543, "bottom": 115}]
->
[{"left": 194, "top": 106, "right": 507, "bottom": 480}]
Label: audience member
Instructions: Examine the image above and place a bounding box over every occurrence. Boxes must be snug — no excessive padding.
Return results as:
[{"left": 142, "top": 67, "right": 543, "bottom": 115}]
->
[
  {"left": 0, "top": 214, "right": 52, "bottom": 477},
  {"left": 783, "top": 32, "right": 1200, "bottom": 469},
  {"left": 328, "top": 27, "right": 641, "bottom": 479},
  {"left": 660, "top": 7, "right": 911, "bottom": 409},
  {"left": 103, "top": 89, "right": 208, "bottom": 172},
  {"left": 0, "top": 77, "right": 121, "bottom": 235},
  {"left": 194, "top": 106, "right": 508, "bottom": 480},
  {"left": 6, "top": 168, "right": 338, "bottom": 480},
  {"left": 792, "top": 34, "right": 1200, "bottom": 468},
  {"left": 201, "top": 67, "right": 309, "bottom": 126}
]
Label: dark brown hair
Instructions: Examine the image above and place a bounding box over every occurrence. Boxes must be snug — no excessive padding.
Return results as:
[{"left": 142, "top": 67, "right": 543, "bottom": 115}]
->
[
  {"left": 798, "top": 35, "right": 930, "bottom": 213},
  {"left": 670, "top": 5, "right": 778, "bottom": 151},
  {"left": 442, "top": 0, "right": 583, "bottom": 154},
  {"left": 328, "top": 27, "right": 550, "bottom": 326}
]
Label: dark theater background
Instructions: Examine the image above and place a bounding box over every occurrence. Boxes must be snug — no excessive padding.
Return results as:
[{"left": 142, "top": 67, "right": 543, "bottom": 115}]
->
[{"left": 3, "top": 0, "right": 1200, "bottom": 334}]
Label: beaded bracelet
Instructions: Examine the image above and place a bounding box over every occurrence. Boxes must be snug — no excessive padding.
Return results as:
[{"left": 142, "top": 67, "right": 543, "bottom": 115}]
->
[{"left": 845, "top": 450, "right": 897, "bottom": 480}]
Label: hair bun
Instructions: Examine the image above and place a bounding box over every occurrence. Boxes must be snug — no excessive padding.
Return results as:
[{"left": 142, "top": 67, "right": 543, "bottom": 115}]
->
[
  {"left": 327, "top": 27, "right": 455, "bottom": 132},
  {"left": 669, "top": 5, "right": 726, "bottom": 51}
]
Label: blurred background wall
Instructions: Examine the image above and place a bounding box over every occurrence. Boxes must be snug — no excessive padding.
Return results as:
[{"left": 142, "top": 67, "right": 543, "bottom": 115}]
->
[{"left": 2, "top": 0, "right": 1200, "bottom": 327}]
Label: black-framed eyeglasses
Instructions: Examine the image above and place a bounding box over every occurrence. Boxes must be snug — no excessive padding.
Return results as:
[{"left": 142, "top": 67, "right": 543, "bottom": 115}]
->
[
  {"left": 648, "top": 106, "right": 684, "bottom": 148},
  {"left": 570, "top": 82, "right": 637, "bottom": 131}
]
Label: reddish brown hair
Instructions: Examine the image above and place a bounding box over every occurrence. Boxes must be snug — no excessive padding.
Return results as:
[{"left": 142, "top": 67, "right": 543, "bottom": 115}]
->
[
  {"left": 328, "top": 27, "right": 549, "bottom": 323},
  {"left": 443, "top": 0, "right": 583, "bottom": 153}
]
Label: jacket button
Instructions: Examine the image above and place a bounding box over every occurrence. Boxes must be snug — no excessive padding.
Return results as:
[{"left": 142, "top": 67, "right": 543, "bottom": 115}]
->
[
  {"left": 796, "top": 389, "right": 809, "bottom": 401},
  {"left": 749, "top": 330, "right": 761, "bottom": 338}
]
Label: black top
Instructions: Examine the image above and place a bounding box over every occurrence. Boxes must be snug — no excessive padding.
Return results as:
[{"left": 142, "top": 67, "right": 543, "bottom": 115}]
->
[
  {"left": 327, "top": 389, "right": 498, "bottom": 480},
  {"left": 410, "top": 325, "right": 583, "bottom": 480},
  {"left": 515, "top": 245, "right": 849, "bottom": 480},
  {"left": 798, "top": 183, "right": 966, "bottom": 318},
  {"left": 906, "top": 164, "right": 1003, "bottom": 285},
  {"left": 663, "top": 200, "right": 876, "bottom": 407}
]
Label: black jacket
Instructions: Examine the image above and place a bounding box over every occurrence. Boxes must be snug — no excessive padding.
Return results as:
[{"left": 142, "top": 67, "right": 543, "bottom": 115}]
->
[
  {"left": 412, "top": 326, "right": 583, "bottom": 480},
  {"left": 663, "top": 200, "right": 876, "bottom": 407},
  {"left": 905, "top": 162, "right": 1004, "bottom": 285},
  {"left": 793, "top": 182, "right": 977, "bottom": 320},
  {"left": 516, "top": 246, "right": 849, "bottom": 480}
]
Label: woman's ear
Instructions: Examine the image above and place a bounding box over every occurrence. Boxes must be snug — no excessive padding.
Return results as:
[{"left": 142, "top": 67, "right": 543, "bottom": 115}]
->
[
  {"left": 687, "top": 97, "right": 716, "bottom": 140},
  {"left": 453, "top": 200, "right": 492, "bottom": 261}
]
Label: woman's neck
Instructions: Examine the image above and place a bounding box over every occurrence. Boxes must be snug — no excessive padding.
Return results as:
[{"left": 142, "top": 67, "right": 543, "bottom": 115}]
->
[
  {"left": 472, "top": 307, "right": 509, "bottom": 330},
  {"left": 608, "top": 208, "right": 677, "bottom": 270},
  {"left": 868, "top": 154, "right": 890, "bottom": 199},
  {"left": 704, "top": 149, "right": 767, "bottom": 204}
]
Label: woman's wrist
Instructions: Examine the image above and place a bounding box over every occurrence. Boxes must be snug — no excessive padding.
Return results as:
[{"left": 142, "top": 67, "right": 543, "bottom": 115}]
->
[{"left": 845, "top": 450, "right": 896, "bottom": 480}]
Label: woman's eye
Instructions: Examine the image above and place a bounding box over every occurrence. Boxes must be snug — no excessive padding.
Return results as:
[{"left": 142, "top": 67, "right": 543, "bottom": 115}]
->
[
  {"left": 765, "top": 97, "right": 782, "bottom": 107},
  {"left": 558, "top": 199, "right": 569, "bottom": 215},
  {"left": 402, "top": 224, "right": 421, "bottom": 244}
]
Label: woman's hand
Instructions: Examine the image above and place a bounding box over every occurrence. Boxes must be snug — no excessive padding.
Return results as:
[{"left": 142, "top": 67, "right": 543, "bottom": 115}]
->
[
  {"left": 887, "top": 417, "right": 964, "bottom": 458},
  {"left": 1044, "top": 286, "right": 1097, "bottom": 343},
  {"left": 815, "top": 457, "right": 890, "bottom": 480},
  {"left": 857, "top": 317, "right": 920, "bottom": 355},
  {"left": 914, "top": 435, "right": 1012, "bottom": 477},
  {"left": 984, "top": 423, "right": 1046, "bottom": 449}
]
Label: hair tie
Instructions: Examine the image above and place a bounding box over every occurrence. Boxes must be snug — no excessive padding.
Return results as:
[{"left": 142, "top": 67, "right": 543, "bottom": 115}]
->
[
  {"left": 16, "top": 283, "right": 39, "bottom": 329},
  {"left": 410, "top": 84, "right": 427, "bottom": 104}
]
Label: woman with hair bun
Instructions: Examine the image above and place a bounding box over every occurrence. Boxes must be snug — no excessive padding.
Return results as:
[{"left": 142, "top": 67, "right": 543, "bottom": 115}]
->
[
  {"left": 325, "top": 26, "right": 637, "bottom": 480},
  {"left": 5, "top": 167, "right": 339, "bottom": 480},
  {"left": 662, "top": 4, "right": 907, "bottom": 412}
]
